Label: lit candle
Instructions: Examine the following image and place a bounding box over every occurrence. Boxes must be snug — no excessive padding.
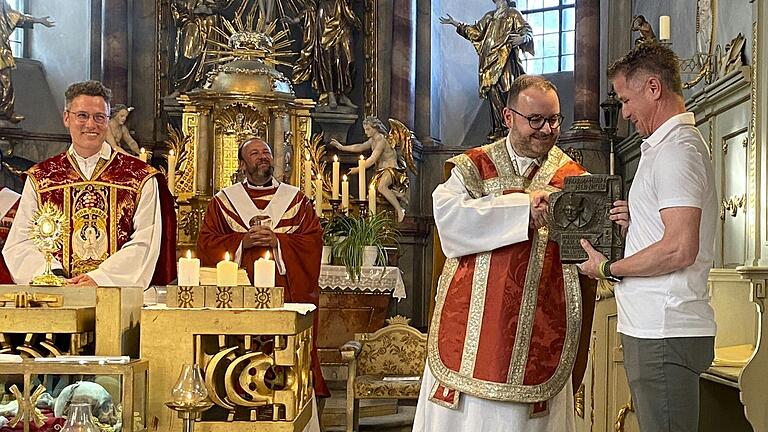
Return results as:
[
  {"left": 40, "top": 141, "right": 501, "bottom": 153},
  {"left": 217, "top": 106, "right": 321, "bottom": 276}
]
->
[
  {"left": 139, "top": 148, "right": 147, "bottom": 163},
  {"left": 216, "top": 252, "right": 238, "bottom": 286},
  {"left": 341, "top": 175, "right": 349, "bottom": 210},
  {"left": 358, "top": 155, "right": 367, "bottom": 200},
  {"left": 253, "top": 251, "right": 276, "bottom": 287},
  {"left": 167, "top": 149, "right": 176, "bottom": 196},
  {"left": 332, "top": 155, "right": 340, "bottom": 200},
  {"left": 314, "top": 177, "right": 323, "bottom": 217},
  {"left": 368, "top": 183, "right": 376, "bottom": 215},
  {"left": 303, "top": 155, "right": 312, "bottom": 197},
  {"left": 177, "top": 250, "right": 200, "bottom": 286},
  {"left": 659, "top": 15, "right": 670, "bottom": 40}
]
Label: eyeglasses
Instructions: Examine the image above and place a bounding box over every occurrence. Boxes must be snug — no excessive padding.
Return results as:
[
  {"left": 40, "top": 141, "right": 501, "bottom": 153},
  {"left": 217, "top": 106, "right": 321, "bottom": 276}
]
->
[
  {"left": 67, "top": 110, "right": 109, "bottom": 125},
  {"left": 507, "top": 107, "right": 564, "bottom": 130}
]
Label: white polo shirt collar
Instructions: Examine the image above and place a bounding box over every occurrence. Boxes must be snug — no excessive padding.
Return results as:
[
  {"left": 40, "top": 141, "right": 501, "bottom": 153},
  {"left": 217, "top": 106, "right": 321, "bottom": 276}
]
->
[{"left": 641, "top": 112, "right": 696, "bottom": 152}]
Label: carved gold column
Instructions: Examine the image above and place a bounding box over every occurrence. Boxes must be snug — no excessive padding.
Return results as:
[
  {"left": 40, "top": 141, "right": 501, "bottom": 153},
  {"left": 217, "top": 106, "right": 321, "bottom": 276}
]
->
[
  {"left": 102, "top": 0, "right": 129, "bottom": 103},
  {"left": 272, "top": 110, "right": 288, "bottom": 181}
]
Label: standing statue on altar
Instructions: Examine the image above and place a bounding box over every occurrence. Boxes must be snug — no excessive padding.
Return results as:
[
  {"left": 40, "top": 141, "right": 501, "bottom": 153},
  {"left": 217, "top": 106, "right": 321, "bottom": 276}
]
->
[
  {"left": 171, "top": 0, "right": 227, "bottom": 94},
  {"left": 0, "top": 1, "right": 54, "bottom": 124},
  {"left": 329, "top": 117, "right": 417, "bottom": 222},
  {"left": 196, "top": 136, "right": 331, "bottom": 399},
  {"left": 2, "top": 81, "right": 177, "bottom": 288},
  {"left": 286, "top": 0, "right": 360, "bottom": 109},
  {"left": 440, "top": 0, "right": 534, "bottom": 141}
]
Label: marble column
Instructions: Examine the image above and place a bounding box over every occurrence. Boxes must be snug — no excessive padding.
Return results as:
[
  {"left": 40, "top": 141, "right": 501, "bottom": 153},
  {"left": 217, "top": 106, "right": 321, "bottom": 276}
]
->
[
  {"left": 102, "top": 0, "right": 130, "bottom": 104},
  {"left": 559, "top": 0, "right": 607, "bottom": 173},
  {"left": 389, "top": 0, "right": 416, "bottom": 128}
]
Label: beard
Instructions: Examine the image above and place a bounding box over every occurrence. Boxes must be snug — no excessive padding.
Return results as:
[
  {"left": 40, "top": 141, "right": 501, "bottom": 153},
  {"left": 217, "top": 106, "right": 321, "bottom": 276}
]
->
[
  {"left": 245, "top": 164, "right": 274, "bottom": 183},
  {"left": 508, "top": 124, "right": 558, "bottom": 158}
]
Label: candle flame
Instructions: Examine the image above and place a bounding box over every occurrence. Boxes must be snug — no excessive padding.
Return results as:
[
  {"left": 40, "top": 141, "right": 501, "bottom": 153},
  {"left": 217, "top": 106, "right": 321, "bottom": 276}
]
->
[
  {"left": 140, "top": 148, "right": 146, "bottom": 154},
  {"left": 359, "top": 155, "right": 365, "bottom": 160},
  {"left": 305, "top": 154, "right": 310, "bottom": 161},
  {"left": 333, "top": 154, "right": 338, "bottom": 162},
  {"left": 342, "top": 174, "right": 348, "bottom": 181},
  {"left": 186, "top": 250, "right": 192, "bottom": 259},
  {"left": 265, "top": 251, "right": 271, "bottom": 260},
  {"left": 224, "top": 251, "right": 231, "bottom": 261}
]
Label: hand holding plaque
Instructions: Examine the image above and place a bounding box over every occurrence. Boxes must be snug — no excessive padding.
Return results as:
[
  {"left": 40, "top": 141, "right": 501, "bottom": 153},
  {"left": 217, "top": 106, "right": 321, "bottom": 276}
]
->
[
  {"left": 29, "top": 203, "right": 66, "bottom": 286},
  {"left": 548, "top": 175, "right": 625, "bottom": 263}
]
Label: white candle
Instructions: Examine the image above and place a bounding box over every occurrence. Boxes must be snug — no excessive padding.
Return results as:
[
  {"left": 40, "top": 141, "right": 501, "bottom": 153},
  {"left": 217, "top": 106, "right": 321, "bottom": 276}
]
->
[
  {"left": 358, "top": 155, "right": 366, "bottom": 200},
  {"left": 332, "top": 155, "right": 340, "bottom": 200},
  {"left": 216, "top": 252, "right": 238, "bottom": 286},
  {"left": 314, "top": 178, "right": 323, "bottom": 217},
  {"left": 341, "top": 175, "right": 349, "bottom": 210},
  {"left": 139, "top": 148, "right": 147, "bottom": 163},
  {"left": 303, "top": 156, "right": 312, "bottom": 197},
  {"left": 368, "top": 183, "right": 376, "bottom": 215},
  {"left": 659, "top": 15, "right": 670, "bottom": 40},
  {"left": 178, "top": 250, "right": 200, "bottom": 286},
  {"left": 167, "top": 149, "right": 176, "bottom": 196},
  {"left": 253, "top": 251, "right": 276, "bottom": 287}
]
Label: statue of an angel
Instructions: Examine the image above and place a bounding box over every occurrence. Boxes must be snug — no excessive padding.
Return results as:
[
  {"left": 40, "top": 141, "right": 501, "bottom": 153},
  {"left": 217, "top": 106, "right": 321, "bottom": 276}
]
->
[
  {"left": 330, "top": 117, "right": 417, "bottom": 222},
  {"left": 106, "top": 104, "right": 140, "bottom": 155}
]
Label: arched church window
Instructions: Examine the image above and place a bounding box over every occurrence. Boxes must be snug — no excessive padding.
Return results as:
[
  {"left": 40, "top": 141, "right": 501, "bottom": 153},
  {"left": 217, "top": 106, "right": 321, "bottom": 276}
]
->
[
  {"left": 7, "top": 0, "right": 25, "bottom": 57},
  {"left": 518, "top": 0, "right": 575, "bottom": 74}
]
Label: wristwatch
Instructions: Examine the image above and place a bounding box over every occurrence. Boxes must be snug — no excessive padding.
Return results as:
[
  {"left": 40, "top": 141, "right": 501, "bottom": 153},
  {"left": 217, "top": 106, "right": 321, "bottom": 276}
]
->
[{"left": 603, "top": 260, "right": 623, "bottom": 283}]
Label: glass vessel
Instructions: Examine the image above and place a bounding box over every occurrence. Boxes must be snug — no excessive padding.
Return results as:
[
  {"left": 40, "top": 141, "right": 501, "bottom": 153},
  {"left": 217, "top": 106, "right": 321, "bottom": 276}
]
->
[
  {"left": 171, "top": 363, "right": 208, "bottom": 406},
  {"left": 60, "top": 403, "right": 100, "bottom": 432}
]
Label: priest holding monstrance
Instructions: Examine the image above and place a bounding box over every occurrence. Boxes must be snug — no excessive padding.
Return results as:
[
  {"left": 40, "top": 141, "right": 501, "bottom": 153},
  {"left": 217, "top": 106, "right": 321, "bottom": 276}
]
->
[
  {"left": 2, "top": 80, "right": 176, "bottom": 288},
  {"left": 196, "top": 136, "right": 330, "bottom": 398}
]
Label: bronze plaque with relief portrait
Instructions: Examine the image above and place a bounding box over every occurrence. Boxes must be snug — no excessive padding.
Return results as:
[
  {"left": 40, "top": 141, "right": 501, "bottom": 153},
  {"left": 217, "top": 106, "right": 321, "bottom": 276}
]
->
[{"left": 548, "top": 175, "right": 624, "bottom": 263}]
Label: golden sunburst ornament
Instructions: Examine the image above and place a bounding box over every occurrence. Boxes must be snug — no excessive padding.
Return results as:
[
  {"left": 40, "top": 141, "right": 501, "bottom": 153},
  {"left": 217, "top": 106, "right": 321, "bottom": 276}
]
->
[
  {"left": 29, "top": 203, "right": 65, "bottom": 286},
  {"left": 204, "top": 12, "right": 295, "bottom": 68}
]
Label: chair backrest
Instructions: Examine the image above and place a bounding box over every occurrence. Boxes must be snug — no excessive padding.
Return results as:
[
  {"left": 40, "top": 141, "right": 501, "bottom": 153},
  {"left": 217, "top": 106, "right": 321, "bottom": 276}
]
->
[{"left": 355, "top": 315, "right": 427, "bottom": 377}]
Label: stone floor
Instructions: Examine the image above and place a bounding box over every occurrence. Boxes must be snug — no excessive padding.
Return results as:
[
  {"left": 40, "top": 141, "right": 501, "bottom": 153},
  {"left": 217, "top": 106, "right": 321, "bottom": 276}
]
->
[{"left": 324, "top": 405, "right": 416, "bottom": 432}]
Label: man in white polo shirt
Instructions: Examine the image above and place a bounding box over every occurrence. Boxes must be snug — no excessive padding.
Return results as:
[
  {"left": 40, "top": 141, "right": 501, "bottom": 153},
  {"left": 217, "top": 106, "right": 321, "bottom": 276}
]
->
[{"left": 579, "top": 43, "right": 716, "bottom": 432}]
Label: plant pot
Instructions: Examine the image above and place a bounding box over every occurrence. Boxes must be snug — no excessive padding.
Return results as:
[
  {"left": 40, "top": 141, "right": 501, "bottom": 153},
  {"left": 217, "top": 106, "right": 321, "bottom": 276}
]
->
[
  {"left": 321, "top": 245, "right": 332, "bottom": 264},
  {"left": 362, "top": 246, "right": 378, "bottom": 267}
]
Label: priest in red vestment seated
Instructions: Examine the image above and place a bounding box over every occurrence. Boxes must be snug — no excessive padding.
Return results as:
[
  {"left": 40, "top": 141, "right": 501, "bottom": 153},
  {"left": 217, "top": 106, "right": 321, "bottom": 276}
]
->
[
  {"left": 0, "top": 186, "right": 20, "bottom": 284},
  {"left": 2, "top": 80, "right": 176, "bottom": 288},
  {"left": 196, "top": 137, "right": 330, "bottom": 398}
]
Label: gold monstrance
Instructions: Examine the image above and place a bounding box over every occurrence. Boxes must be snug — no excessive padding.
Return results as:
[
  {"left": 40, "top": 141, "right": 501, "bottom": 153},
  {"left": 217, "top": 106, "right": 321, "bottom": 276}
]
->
[{"left": 29, "top": 203, "right": 65, "bottom": 286}]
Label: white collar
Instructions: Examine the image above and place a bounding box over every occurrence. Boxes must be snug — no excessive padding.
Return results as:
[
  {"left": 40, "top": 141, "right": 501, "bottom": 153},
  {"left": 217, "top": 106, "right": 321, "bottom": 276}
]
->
[
  {"left": 68, "top": 142, "right": 112, "bottom": 163},
  {"left": 642, "top": 112, "right": 696, "bottom": 151},
  {"left": 244, "top": 177, "right": 278, "bottom": 190}
]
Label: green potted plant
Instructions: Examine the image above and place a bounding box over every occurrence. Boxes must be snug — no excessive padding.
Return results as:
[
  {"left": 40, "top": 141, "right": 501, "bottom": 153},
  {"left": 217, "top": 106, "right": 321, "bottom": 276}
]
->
[
  {"left": 320, "top": 214, "right": 349, "bottom": 265},
  {"left": 334, "top": 212, "right": 398, "bottom": 280}
]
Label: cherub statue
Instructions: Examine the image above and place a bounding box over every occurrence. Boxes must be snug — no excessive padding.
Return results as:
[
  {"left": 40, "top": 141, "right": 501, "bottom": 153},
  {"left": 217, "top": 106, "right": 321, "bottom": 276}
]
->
[
  {"left": 105, "top": 104, "right": 140, "bottom": 155},
  {"left": 330, "top": 117, "right": 417, "bottom": 222},
  {"left": 631, "top": 15, "right": 656, "bottom": 46}
]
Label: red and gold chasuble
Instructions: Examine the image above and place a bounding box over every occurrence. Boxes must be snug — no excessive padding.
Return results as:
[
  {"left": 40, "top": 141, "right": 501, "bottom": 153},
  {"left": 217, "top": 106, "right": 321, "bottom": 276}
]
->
[
  {"left": 26, "top": 152, "right": 159, "bottom": 278},
  {"left": 429, "top": 141, "right": 587, "bottom": 410}
]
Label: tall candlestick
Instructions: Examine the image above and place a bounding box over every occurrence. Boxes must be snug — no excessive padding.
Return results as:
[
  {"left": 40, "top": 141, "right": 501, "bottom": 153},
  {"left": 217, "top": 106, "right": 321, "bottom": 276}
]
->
[
  {"left": 139, "top": 148, "right": 147, "bottom": 163},
  {"left": 216, "top": 252, "right": 238, "bottom": 286},
  {"left": 178, "top": 250, "right": 200, "bottom": 286},
  {"left": 167, "top": 149, "right": 176, "bottom": 196},
  {"left": 332, "top": 155, "right": 340, "bottom": 199},
  {"left": 303, "top": 156, "right": 312, "bottom": 197},
  {"left": 253, "top": 251, "right": 276, "bottom": 287},
  {"left": 358, "top": 155, "right": 366, "bottom": 200},
  {"left": 314, "top": 178, "right": 323, "bottom": 217},
  {"left": 341, "top": 175, "right": 349, "bottom": 210},
  {"left": 659, "top": 15, "right": 670, "bottom": 40},
  {"left": 368, "top": 183, "right": 376, "bottom": 215}
]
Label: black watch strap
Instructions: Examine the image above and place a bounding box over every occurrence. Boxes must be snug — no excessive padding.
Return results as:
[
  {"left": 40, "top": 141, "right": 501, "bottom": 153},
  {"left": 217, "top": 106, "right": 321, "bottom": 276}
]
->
[{"left": 604, "top": 260, "right": 623, "bottom": 282}]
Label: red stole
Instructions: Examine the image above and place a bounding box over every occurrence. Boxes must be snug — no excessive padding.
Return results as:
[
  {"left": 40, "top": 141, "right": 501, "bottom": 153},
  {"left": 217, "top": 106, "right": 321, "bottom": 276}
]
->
[
  {"left": 197, "top": 184, "right": 330, "bottom": 397},
  {"left": 26, "top": 151, "right": 176, "bottom": 284},
  {"left": 429, "top": 142, "right": 587, "bottom": 408},
  {"left": 0, "top": 188, "right": 20, "bottom": 284}
]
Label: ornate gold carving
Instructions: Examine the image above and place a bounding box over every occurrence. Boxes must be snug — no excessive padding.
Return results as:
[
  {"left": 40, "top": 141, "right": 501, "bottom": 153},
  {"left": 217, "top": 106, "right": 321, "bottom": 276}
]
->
[
  {"left": 720, "top": 194, "right": 746, "bottom": 219},
  {"left": 214, "top": 105, "right": 269, "bottom": 189},
  {"left": 0, "top": 291, "right": 63, "bottom": 308},
  {"left": 165, "top": 124, "right": 193, "bottom": 198},
  {"left": 8, "top": 384, "right": 47, "bottom": 429},
  {"left": 614, "top": 398, "right": 634, "bottom": 432},
  {"left": 385, "top": 315, "right": 411, "bottom": 326},
  {"left": 29, "top": 203, "right": 65, "bottom": 286},
  {"left": 748, "top": 20, "right": 757, "bottom": 248},
  {"left": 305, "top": 132, "right": 330, "bottom": 195},
  {"left": 364, "top": 0, "right": 378, "bottom": 116},
  {"left": 575, "top": 383, "right": 585, "bottom": 419}
]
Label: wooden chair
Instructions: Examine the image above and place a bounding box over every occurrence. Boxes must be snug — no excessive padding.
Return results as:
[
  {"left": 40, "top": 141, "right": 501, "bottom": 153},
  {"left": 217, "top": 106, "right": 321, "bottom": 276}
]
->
[{"left": 340, "top": 315, "right": 427, "bottom": 432}]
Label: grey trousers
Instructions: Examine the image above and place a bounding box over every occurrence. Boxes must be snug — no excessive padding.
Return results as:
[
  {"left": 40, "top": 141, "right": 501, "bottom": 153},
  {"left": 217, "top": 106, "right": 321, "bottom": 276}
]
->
[{"left": 620, "top": 334, "right": 715, "bottom": 432}]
